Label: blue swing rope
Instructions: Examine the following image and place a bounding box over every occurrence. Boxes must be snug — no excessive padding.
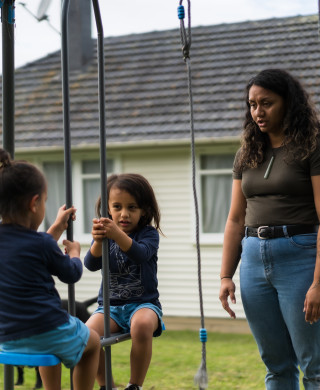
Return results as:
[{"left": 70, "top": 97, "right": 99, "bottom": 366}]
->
[
  {"left": 178, "top": 2, "right": 208, "bottom": 389},
  {"left": 0, "top": 1, "right": 14, "bottom": 23}
]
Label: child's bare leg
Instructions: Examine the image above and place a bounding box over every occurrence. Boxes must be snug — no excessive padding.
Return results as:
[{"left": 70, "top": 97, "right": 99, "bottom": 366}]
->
[
  {"left": 39, "top": 364, "right": 61, "bottom": 390},
  {"left": 86, "top": 313, "right": 120, "bottom": 388},
  {"left": 97, "top": 347, "right": 106, "bottom": 386},
  {"left": 129, "top": 308, "right": 159, "bottom": 386},
  {"left": 73, "top": 328, "right": 100, "bottom": 390}
]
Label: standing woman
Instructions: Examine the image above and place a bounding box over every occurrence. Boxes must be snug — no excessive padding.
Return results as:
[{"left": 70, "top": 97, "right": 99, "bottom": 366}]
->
[{"left": 219, "top": 68, "right": 320, "bottom": 389}]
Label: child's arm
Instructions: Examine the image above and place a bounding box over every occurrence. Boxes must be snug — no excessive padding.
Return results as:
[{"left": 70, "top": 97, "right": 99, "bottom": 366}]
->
[
  {"left": 85, "top": 217, "right": 134, "bottom": 271},
  {"left": 63, "top": 239, "right": 81, "bottom": 259},
  {"left": 84, "top": 218, "right": 106, "bottom": 271},
  {"left": 125, "top": 226, "right": 159, "bottom": 264},
  {"left": 99, "top": 220, "right": 159, "bottom": 264},
  {"left": 98, "top": 217, "right": 132, "bottom": 252},
  {"left": 47, "top": 205, "right": 76, "bottom": 241},
  {"left": 89, "top": 218, "right": 105, "bottom": 257},
  {"left": 44, "top": 235, "right": 82, "bottom": 284}
]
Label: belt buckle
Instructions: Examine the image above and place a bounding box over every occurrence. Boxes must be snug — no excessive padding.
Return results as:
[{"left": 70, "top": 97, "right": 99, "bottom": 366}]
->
[{"left": 257, "top": 226, "right": 269, "bottom": 239}]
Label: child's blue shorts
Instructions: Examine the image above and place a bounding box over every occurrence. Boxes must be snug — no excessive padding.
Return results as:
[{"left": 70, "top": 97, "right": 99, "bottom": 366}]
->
[
  {"left": 0, "top": 315, "right": 90, "bottom": 368},
  {"left": 94, "top": 302, "right": 164, "bottom": 337}
]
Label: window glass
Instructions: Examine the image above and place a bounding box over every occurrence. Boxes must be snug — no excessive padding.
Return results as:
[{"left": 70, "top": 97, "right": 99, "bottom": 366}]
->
[
  {"left": 200, "top": 155, "right": 234, "bottom": 233},
  {"left": 42, "top": 162, "right": 65, "bottom": 231},
  {"left": 42, "top": 159, "right": 114, "bottom": 234},
  {"left": 82, "top": 160, "right": 100, "bottom": 174},
  {"left": 82, "top": 160, "right": 114, "bottom": 233}
]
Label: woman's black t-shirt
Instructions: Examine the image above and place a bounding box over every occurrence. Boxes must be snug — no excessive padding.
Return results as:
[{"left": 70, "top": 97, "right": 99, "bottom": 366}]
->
[{"left": 233, "top": 144, "right": 320, "bottom": 227}]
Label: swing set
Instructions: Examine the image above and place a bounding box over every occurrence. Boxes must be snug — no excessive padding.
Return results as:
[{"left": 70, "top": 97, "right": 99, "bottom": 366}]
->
[{"left": 0, "top": 1, "right": 208, "bottom": 389}]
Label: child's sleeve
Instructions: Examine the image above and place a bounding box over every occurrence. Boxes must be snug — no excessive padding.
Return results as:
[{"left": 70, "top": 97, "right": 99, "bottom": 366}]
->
[
  {"left": 84, "top": 247, "right": 102, "bottom": 271},
  {"left": 43, "top": 234, "right": 83, "bottom": 284},
  {"left": 126, "top": 227, "right": 159, "bottom": 265}
]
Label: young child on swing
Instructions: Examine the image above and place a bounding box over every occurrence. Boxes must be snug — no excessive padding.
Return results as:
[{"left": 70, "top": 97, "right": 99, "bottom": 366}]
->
[
  {"left": 85, "top": 173, "right": 164, "bottom": 390},
  {"left": 0, "top": 149, "right": 100, "bottom": 390}
]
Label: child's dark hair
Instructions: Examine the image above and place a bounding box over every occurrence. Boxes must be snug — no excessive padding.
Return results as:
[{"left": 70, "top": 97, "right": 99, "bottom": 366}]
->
[
  {"left": 0, "top": 149, "right": 46, "bottom": 221},
  {"left": 96, "top": 173, "right": 162, "bottom": 233}
]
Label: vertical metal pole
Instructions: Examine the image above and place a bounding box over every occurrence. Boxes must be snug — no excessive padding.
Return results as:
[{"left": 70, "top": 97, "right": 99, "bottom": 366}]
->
[
  {"left": 91, "top": 1, "right": 112, "bottom": 389},
  {"left": 61, "top": 1, "right": 75, "bottom": 389},
  {"left": 2, "top": 0, "right": 15, "bottom": 158},
  {"left": 2, "top": 2, "right": 15, "bottom": 389},
  {"left": 61, "top": 0, "right": 73, "bottom": 242},
  {"left": 61, "top": 0, "right": 75, "bottom": 315}
]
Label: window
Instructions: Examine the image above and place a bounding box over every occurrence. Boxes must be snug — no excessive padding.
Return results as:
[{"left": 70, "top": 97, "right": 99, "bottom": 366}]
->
[
  {"left": 82, "top": 160, "right": 114, "bottom": 233},
  {"left": 42, "top": 159, "right": 114, "bottom": 234},
  {"left": 42, "top": 162, "right": 65, "bottom": 231},
  {"left": 199, "top": 155, "right": 234, "bottom": 234}
]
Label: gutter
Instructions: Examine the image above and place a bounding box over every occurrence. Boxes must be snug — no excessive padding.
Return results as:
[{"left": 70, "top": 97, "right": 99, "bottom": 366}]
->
[{"left": 15, "top": 136, "right": 240, "bottom": 156}]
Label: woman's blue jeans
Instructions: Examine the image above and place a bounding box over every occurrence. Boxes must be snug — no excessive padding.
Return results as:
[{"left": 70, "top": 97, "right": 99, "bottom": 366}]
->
[{"left": 240, "top": 230, "right": 320, "bottom": 390}]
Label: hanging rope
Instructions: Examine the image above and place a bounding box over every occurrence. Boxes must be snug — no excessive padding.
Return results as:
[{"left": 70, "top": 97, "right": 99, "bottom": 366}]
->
[
  {"left": 178, "top": 1, "right": 208, "bottom": 389},
  {"left": 318, "top": 0, "right": 320, "bottom": 37}
]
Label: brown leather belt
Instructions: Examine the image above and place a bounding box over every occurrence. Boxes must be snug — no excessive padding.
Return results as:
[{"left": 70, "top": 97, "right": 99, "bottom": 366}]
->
[{"left": 246, "top": 225, "right": 319, "bottom": 239}]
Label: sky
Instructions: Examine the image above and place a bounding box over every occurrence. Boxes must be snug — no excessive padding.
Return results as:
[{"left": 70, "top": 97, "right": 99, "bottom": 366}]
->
[{"left": 0, "top": 0, "right": 319, "bottom": 70}]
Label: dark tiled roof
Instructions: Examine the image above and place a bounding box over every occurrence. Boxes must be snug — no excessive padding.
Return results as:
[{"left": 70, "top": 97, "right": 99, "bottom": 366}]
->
[{"left": 1, "top": 14, "right": 320, "bottom": 149}]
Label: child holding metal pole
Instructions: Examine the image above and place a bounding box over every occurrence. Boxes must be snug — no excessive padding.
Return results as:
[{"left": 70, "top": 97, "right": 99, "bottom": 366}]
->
[
  {"left": 85, "top": 173, "right": 164, "bottom": 390},
  {"left": 0, "top": 149, "right": 100, "bottom": 390}
]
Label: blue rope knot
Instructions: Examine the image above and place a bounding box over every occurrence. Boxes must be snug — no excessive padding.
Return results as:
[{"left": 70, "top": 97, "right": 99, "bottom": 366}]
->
[
  {"left": 177, "top": 5, "right": 185, "bottom": 19},
  {"left": 1, "top": 2, "right": 15, "bottom": 24},
  {"left": 8, "top": 4, "right": 15, "bottom": 24},
  {"left": 178, "top": 1, "right": 191, "bottom": 60},
  {"left": 199, "top": 328, "right": 207, "bottom": 343}
]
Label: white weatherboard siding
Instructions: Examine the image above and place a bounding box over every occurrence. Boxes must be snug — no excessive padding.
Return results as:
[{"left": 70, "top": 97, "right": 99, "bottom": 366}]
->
[{"left": 53, "top": 147, "right": 245, "bottom": 319}]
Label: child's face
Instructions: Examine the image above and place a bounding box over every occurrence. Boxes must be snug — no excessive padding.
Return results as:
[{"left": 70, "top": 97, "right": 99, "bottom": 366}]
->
[
  {"left": 30, "top": 189, "right": 47, "bottom": 231},
  {"left": 108, "top": 187, "right": 145, "bottom": 234}
]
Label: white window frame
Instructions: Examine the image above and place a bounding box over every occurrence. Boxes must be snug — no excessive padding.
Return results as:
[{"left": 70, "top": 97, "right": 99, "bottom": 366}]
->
[
  {"left": 198, "top": 153, "right": 234, "bottom": 245},
  {"left": 73, "top": 158, "right": 121, "bottom": 242},
  {"left": 38, "top": 154, "right": 121, "bottom": 243}
]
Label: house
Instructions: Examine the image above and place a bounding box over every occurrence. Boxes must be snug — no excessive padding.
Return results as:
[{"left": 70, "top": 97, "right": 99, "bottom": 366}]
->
[{"left": 1, "top": 8, "right": 320, "bottom": 327}]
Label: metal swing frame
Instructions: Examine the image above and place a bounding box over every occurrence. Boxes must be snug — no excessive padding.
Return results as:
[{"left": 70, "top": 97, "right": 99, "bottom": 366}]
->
[{"left": 1, "top": 1, "right": 130, "bottom": 389}]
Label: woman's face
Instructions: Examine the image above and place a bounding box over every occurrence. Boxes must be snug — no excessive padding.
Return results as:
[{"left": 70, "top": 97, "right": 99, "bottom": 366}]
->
[{"left": 248, "top": 85, "right": 286, "bottom": 143}]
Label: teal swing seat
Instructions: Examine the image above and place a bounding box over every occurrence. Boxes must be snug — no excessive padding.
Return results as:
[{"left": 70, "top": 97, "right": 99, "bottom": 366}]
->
[
  {"left": 0, "top": 351, "right": 61, "bottom": 390},
  {"left": 0, "top": 351, "right": 60, "bottom": 367}
]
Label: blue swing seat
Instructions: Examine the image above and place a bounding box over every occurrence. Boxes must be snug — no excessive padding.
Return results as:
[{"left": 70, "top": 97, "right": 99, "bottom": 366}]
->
[{"left": 0, "top": 351, "right": 60, "bottom": 366}]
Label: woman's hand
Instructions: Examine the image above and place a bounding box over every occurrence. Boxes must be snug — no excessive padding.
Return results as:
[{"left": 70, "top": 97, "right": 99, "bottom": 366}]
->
[
  {"left": 307, "top": 176, "right": 320, "bottom": 324},
  {"left": 219, "top": 278, "right": 237, "bottom": 319},
  {"left": 304, "top": 282, "right": 320, "bottom": 324}
]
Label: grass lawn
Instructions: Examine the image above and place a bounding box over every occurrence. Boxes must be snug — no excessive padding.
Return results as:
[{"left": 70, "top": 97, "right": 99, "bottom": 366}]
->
[{"left": 0, "top": 330, "right": 303, "bottom": 389}]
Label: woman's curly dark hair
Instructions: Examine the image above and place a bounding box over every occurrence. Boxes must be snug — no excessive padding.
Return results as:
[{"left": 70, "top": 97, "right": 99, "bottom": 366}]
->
[{"left": 235, "top": 68, "right": 320, "bottom": 171}]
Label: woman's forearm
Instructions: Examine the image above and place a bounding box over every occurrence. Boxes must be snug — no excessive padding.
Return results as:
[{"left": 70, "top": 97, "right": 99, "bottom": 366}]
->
[{"left": 220, "top": 219, "right": 244, "bottom": 278}]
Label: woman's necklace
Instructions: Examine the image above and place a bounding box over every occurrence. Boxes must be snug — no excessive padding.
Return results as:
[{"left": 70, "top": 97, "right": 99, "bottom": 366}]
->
[
  {"left": 264, "top": 151, "right": 275, "bottom": 180},
  {"left": 264, "top": 137, "right": 284, "bottom": 179}
]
